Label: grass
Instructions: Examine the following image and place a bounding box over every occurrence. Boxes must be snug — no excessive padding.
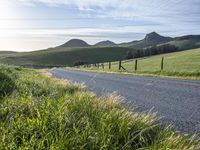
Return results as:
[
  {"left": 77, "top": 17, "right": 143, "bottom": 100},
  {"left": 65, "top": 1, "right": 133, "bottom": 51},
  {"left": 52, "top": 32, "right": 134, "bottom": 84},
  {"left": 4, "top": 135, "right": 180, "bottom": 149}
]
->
[
  {"left": 0, "top": 47, "right": 135, "bottom": 67},
  {"left": 0, "top": 72, "right": 15, "bottom": 99},
  {"left": 0, "top": 64, "right": 199, "bottom": 149},
  {"left": 77, "top": 48, "right": 200, "bottom": 79}
]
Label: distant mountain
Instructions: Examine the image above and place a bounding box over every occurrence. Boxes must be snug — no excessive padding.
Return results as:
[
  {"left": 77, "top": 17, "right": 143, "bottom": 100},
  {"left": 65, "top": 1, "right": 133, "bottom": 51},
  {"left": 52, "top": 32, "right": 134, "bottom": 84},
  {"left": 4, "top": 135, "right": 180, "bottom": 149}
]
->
[
  {"left": 119, "top": 32, "right": 172, "bottom": 49},
  {"left": 164, "top": 35, "right": 200, "bottom": 50},
  {"left": 144, "top": 32, "right": 172, "bottom": 44},
  {"left": 56, "top": 32, "right": 200, "bottom": 51},
  {"left": 174, "top": 35, "right": 200, "bottom": 40},
  {"left": 0, "top": 47, "right": 135, "bottom": 67},
  {"left": 58, "top": 39, "right": 90, "bottom": 48},
  {"left": 94, "top": 40, "right": 117, "bottom": 47}
]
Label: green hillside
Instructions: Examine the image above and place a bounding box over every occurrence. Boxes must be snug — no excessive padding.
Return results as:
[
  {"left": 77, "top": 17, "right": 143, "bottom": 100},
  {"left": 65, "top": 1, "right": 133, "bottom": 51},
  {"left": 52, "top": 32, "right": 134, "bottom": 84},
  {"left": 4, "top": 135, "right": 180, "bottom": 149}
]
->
[
  {"left": 119, "top": 33, "right": 200, "bottom": 50},
  {"left": 119, "top": 32, "right": 172, "bottom": 49},
  {"left": 78, "top": 48, "right": 200, "bottom": 79},
  {"left": 166, "top": 38, "right": 200, "bottom": 50},
  {"left": 129, "top": 38, "right": 200, "bottom": 50},
  {"left": 0, "top": 51, "right": 17, "bottom": 57},
  {"left": 0, "top": 47, "right": 135, "bottom": 67}
]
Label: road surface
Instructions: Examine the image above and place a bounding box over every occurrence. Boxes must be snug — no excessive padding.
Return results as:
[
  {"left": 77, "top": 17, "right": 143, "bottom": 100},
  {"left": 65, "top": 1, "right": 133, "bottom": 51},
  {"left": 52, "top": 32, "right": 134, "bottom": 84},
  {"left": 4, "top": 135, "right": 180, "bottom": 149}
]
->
[{"left": 50, "top": 68, "right": 200, "bottom": 135}]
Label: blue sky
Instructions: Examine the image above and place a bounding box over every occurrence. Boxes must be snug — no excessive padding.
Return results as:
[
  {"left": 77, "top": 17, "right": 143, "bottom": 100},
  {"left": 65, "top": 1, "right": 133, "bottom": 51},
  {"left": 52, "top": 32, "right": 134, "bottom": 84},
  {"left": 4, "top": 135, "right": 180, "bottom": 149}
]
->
[{"left": 0, "top": 0, "right": 200, "bottom": 51}]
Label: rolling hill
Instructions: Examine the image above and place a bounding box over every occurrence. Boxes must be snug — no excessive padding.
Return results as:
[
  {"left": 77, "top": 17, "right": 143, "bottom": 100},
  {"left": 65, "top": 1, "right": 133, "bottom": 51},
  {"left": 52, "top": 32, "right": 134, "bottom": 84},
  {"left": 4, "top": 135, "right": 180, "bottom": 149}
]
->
[
  {"left": 164, "top": 35, "right": 200, "bottom": 50},
  {"left": 57, "top": 32, "right": 200, "bottom": 50},
  {"left": 0, "top": 47, "right": 136, "bottom": 67},
  {"left": 1, "top": 32, "right": 200, "bottom": 68},
  {"left": 94, "top": 40, "right": 117, "bottom": 47},
  {"left": 58, "top": 39, "right": 90, "bottom": 48},
  {"left": 0, "top": 51, "right": 17, "bottom": 57},
  {"left": 118, "top": 32, "right": 200, "bottom": 50},
  {"left": 119, "top": 32, "right": 172, "bottom": 48}
]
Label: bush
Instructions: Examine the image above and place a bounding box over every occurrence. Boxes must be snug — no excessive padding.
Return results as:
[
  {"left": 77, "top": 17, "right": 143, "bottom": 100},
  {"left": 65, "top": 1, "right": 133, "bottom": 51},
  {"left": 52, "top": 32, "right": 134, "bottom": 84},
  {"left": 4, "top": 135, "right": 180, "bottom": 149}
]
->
[
  {"left": 125, "top": 51, "right": 134, "bottom": 59},
  {"left": 73, "top": 61, "right": 88, "bottom": 66},
  {"left": 0, "top": 72, "right": 15, "bottom": 99}
]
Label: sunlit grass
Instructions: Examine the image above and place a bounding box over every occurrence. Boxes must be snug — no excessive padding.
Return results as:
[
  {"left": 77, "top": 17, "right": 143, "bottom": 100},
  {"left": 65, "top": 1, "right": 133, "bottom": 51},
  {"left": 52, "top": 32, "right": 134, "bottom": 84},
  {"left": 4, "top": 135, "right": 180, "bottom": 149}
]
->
[
  {"left": 78, "top": 48, "right": 200, "bottom": 79},
  {"left": 0, "top": 64, "right": 199, "bottom": 149}
]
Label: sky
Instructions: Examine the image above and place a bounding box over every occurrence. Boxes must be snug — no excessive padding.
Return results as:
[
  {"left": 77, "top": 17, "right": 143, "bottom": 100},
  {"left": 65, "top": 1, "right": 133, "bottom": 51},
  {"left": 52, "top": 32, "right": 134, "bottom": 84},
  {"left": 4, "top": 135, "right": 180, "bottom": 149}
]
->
[{"left": 0, "top": 0, "right": 200, "bottom": 51}]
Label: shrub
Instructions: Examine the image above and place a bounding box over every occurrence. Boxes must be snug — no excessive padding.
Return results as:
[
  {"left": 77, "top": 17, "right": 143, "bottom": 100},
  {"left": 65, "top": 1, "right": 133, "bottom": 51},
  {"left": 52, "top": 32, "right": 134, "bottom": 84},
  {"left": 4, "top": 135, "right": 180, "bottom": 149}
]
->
[
  {"left": 0, "top": 72, "right": 15, "bottom": 99},
  {"left": 73, "top": 61, "right": 88, "bottom": 66},
  {"left": 125, "top": 51, "right": 134, "bottom": 59}
]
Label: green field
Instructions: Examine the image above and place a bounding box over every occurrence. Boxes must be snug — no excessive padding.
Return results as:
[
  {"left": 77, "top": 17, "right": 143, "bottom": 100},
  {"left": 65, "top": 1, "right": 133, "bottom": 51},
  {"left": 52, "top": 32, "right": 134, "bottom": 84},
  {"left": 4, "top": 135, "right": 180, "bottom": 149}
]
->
[
  {"left": 0, "top": 64, "right": 199, "bottom": 149},
  {"left": 0, "top": 47, "right": 135, "bottom": 67},
  {"left": 78, "top": 48, "right": 200, "bottom": 79}
]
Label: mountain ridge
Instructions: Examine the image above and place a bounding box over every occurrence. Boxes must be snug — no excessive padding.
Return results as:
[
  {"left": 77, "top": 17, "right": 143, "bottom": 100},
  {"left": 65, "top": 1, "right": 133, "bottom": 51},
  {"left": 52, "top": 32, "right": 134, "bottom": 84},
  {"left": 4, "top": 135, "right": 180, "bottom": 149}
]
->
[
  {"left": 58, "top": 39, "right": 90, "bottom": 48},
  {"left": 118, "top": 32, "right": 173, "bottom": 48},
  {"left": 2, "top": 32, "right": 200, "bottom": 53},
  {"left": 46, "top": 32, "right": 200, "bottom": 51},
  {"left": 94, "top": 40, "right": 117, "bottom": 47}
]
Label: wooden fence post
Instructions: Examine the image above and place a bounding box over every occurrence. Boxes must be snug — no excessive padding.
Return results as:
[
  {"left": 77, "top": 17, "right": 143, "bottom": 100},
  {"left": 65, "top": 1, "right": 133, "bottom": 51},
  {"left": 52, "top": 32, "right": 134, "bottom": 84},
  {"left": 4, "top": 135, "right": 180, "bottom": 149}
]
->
[
  {"left": 161, "top": 57, "right": 164, "bottom": 70},
  {"left": 119, "top": 60, "right": 122, "bottom": 70},
  {"left": 109, "top": 62, "right": 111, "bottom": 69},
  {"left": 135, "top": 59, "right": 138, "bottom": 71},
  {"left": 102, "top": 63, "right": 104, "bottom": 69}
]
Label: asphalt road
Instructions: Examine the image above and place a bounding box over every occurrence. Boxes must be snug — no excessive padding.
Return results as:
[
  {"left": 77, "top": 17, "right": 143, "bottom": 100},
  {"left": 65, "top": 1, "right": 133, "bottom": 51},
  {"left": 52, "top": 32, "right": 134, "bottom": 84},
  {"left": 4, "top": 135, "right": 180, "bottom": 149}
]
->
[{"left": 50, "top": 68, "right": 200, "bottom": 135}]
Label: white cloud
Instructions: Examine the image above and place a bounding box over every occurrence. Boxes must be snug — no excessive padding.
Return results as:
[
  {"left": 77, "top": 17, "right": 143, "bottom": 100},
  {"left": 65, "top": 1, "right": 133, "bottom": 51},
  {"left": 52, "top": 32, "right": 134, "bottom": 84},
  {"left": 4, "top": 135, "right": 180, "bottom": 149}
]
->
[
  {"left": 17, "top": 0, "right": 200, "bottom": 23},
  {"left": 18, "top": 0, "right": 119, "bottom": 8}
]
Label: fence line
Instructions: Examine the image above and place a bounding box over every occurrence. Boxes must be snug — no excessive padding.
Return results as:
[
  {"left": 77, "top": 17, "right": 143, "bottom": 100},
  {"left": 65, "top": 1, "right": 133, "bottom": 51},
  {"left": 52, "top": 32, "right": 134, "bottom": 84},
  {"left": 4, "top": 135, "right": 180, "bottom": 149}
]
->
[{"left": 77, "top": 56, "right": 165, "bottom": 72}]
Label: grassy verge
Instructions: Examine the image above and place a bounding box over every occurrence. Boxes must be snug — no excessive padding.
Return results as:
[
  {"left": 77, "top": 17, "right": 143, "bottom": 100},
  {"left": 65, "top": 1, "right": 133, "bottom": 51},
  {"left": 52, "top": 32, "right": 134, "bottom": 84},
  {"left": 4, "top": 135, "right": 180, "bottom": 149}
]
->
[
  {"left": 75, "top": 48, "right": 200, "bottom": 80},
  {"left": 0, "top": 64, "right": 199, "bottom": 149}
]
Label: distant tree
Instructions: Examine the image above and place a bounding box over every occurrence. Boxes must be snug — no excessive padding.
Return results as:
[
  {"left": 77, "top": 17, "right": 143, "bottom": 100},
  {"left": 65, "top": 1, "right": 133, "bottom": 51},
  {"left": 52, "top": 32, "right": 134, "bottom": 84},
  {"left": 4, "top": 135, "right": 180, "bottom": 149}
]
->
[
  {"left": 157, "top": 44, "right": 178, "bottom": 54},
  {"left": 130, "top": 44, "right": 179, "bottom": 60},
  {"left": 125, "top": 51, "right": 134, "bottom": 59},
  {"left": 73, "top": 61, "right": 88, "bottom": 66},
  {"left": 134, "top": 50, "right": 142, "bottom": 58}
]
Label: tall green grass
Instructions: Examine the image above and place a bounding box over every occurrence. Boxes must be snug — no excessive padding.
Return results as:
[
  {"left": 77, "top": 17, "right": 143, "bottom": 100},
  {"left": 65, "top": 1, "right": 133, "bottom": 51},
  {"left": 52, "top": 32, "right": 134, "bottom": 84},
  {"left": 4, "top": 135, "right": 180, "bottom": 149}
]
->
[
  {"left": 0, "top": 64, "right": 199, "bottom": 149},
  {"left": 0, "top": 72, "right": 15, "bottom": 99}
]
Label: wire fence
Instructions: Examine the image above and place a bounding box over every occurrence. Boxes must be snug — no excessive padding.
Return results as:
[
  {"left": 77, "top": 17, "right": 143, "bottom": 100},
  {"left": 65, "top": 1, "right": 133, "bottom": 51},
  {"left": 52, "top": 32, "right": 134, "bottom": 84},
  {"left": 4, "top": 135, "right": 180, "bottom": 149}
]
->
[{"left": 76, "top": 56, "right": 165, "bottom": 73}]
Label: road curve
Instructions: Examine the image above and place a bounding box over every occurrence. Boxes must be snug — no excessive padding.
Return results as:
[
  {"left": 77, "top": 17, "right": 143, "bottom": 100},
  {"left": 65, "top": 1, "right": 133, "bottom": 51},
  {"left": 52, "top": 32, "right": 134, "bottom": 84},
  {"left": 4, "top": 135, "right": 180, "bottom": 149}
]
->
[{"left": 50, "top": 68, "right": 200, "bottom": 135}]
